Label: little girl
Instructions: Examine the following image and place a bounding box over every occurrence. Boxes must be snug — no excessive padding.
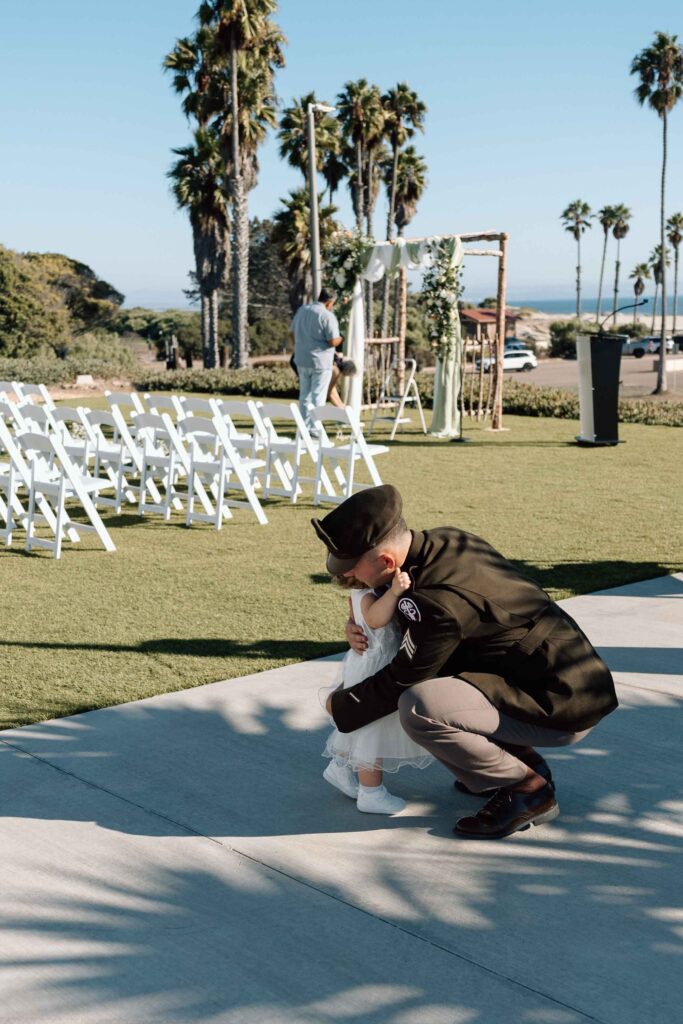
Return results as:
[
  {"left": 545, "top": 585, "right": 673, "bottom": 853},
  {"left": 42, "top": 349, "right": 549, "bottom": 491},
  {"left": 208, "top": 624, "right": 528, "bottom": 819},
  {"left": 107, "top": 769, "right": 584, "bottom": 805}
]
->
[{"left": 320, "top": 569, "right": 433, "bottom": 814}]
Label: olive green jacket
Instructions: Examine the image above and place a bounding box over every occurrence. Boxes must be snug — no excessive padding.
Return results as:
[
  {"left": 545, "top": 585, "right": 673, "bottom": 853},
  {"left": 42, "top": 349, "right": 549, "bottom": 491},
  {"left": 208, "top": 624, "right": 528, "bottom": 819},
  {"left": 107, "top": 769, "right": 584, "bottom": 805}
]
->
[{"left": 330, "top": 528, "right": 618, "bottom": 734}]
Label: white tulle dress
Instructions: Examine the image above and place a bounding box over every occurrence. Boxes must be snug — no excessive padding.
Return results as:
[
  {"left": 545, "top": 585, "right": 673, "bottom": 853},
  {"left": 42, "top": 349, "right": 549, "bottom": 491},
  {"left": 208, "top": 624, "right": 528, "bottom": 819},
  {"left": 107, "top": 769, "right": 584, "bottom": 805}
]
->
[{"left": 320, "top": 587, "right": 434, "bottom": 774}]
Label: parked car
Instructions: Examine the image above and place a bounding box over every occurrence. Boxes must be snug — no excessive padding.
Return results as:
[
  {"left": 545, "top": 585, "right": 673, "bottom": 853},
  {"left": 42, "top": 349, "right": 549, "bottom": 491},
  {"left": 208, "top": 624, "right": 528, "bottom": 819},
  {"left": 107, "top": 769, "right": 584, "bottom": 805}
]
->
[
  {"left": 671, "top": 334, "right": 683, "bottom": 353},
  {"left": 622, "top": 335, "right": 674, "bottom": 358},
  {"left": 504, "top": 340, "right": 530, "bottom": 352},
  {"left": 476, "top": 348, "right": 538, "bottom": 373}
]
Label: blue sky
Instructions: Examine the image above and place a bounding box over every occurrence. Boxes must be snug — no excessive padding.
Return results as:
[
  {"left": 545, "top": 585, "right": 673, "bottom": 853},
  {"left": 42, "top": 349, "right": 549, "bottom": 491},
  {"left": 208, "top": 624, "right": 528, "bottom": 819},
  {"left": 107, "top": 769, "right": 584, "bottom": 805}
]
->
[{"left": 2, "top": 1, "right": 682, "bottom": 308}]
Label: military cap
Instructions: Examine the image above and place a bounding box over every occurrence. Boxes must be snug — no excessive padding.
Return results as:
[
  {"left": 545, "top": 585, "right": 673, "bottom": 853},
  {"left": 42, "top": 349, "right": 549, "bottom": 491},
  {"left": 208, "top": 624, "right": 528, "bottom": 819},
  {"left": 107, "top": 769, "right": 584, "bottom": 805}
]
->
[{"left": 311, "top": 484, "right": 403, "bottom": 574}]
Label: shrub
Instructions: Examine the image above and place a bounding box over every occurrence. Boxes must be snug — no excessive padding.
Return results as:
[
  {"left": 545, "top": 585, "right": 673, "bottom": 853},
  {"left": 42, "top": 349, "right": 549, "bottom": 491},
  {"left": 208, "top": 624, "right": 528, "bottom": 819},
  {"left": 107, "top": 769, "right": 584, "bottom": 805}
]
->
[
  {"left": 549, "top": 319, "right": 598, "bottom": 359},
  {"left": 606, "top": 322, "right": 649, "bottom": 339},
  {"left": 412, "top": 374, "right": 683, "bottom": 427},
  {"left": 133, "top": 365, "right": 299, "bottom": 398},
  {"left": 0, "top": 354, "right": 133, "bottom": 385}
]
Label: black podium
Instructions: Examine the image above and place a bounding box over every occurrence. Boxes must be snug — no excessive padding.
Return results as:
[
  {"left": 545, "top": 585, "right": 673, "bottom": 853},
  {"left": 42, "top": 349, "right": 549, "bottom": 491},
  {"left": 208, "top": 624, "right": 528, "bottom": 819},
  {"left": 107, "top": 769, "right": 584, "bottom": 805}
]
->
[{"left": 575, "top": 333, "right": 626, "bottom": 447}]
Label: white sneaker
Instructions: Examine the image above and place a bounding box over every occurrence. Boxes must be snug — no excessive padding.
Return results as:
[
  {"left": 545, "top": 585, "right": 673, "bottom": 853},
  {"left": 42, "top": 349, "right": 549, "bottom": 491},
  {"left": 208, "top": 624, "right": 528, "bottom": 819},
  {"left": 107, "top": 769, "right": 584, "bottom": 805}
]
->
[
  {"left": 356, "top": 785, "right": 406, "bottom": 815},
  {"left": 323, "top": 761, "right": 359, "bottom": 799}
]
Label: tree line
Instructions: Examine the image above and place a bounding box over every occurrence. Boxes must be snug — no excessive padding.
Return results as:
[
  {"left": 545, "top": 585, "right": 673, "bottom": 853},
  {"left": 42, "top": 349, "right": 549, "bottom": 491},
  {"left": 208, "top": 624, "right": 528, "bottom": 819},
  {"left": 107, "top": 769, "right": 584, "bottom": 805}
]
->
[
  {"left": 164, "top": 1, "right": 428, "bottom": 370},
  {"left": 561, "top": 31, "right": 683, "bottom": 394}
]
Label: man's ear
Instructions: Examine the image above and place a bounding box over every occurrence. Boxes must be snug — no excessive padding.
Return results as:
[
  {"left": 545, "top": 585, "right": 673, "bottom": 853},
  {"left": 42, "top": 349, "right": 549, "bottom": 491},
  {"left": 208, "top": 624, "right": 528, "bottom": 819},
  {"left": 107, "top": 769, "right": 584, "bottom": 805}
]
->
[{"left": 378, "top": 552, "right": 397, "bottom": 573}]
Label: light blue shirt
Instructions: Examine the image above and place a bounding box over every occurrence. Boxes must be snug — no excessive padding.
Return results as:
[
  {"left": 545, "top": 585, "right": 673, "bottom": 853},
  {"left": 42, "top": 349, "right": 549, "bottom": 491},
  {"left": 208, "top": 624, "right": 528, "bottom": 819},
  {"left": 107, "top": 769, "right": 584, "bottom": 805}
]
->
[{"left": 292, "top": 302, "right": 341, "bottom": 371}]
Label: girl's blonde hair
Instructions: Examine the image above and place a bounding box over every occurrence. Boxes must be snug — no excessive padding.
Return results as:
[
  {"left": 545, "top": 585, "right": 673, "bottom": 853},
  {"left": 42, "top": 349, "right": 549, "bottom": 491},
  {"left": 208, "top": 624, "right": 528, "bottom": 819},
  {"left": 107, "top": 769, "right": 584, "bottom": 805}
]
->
[{"left": 331, "top": 572, "right": 365, "bottom": 590}]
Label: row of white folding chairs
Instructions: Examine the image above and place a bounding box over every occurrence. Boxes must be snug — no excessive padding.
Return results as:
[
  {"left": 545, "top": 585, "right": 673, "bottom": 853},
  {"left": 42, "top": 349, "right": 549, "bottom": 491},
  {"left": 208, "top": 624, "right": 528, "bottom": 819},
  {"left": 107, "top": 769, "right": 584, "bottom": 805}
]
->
[
  {"left": 0, "top": 380, "right": 54, "bottom": 408},
  {"left": 1, "top": 399, "right": 270, "bottom": 531},
  {"left": 0, "top": 414, "right": 116, "bottom": 559},
  {"left": 104, "top": 391, "right": 387, "bottom": 505}
]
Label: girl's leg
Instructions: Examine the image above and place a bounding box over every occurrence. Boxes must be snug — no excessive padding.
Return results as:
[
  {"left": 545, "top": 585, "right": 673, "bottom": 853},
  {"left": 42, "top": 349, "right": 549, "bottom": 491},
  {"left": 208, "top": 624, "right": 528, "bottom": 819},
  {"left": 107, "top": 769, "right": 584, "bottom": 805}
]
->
[{"left": 358, "top": 766, "right": 382, "bottom": 787}]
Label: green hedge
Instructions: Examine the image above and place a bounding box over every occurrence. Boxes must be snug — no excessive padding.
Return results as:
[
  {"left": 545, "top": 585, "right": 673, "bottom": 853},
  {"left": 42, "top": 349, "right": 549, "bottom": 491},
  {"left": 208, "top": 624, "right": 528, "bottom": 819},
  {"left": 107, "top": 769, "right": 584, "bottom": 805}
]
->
[
  {"left": 133, "top": 366, "right": 299, "bottom": 398},
  {"left": 0, "top": 355, "right": 135, "bottom": 386},
  {"left": 133, "top": 366, "right": 683, "bottom": 428}
]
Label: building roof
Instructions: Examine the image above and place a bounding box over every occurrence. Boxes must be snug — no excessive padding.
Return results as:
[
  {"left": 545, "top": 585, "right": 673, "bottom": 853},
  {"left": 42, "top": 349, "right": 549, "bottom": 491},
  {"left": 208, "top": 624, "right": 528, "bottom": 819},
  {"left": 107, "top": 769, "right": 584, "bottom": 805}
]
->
[{"left": 460, "top": 307, "right": 520, "bottom": 323}]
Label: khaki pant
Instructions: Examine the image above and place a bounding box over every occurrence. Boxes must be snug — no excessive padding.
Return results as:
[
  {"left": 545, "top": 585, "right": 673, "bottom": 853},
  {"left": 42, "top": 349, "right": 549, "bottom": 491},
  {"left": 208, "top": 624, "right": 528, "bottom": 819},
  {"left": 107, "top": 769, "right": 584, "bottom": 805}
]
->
[{"left": 398, "top": 677, "right": 591, "bottom": 793}]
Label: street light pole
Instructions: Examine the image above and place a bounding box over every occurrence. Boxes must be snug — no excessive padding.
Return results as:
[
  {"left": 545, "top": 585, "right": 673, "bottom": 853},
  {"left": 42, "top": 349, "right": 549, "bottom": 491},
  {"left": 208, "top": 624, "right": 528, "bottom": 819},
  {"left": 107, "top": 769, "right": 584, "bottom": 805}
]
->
[
  {"left": 306, "top": 101, "right": 336, "bottom": 303},
  {"left": 306, "top": 103, "right": 321, "bottom": 303}
]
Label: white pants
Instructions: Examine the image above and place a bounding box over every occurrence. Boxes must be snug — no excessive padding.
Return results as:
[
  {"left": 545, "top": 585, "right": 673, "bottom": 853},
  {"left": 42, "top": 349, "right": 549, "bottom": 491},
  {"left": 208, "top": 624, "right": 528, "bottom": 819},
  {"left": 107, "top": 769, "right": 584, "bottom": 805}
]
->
[{"left": 299, "top": 367, "right": 332, "bottom": 432}]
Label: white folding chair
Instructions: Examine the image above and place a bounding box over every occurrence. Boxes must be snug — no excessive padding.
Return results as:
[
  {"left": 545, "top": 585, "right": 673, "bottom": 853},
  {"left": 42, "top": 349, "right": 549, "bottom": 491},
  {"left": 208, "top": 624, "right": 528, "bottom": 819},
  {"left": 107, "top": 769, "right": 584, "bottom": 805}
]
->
[
  {"left": 0, "top": 413, "right": 81, "bottom": 545},
  {"left": 179, "top": 416, "right": 268, "bottom": 528},
  {"left": 256, "top": 401, "right": 335, "bottom": 504},
  {"left": 13, "top": 382, "right": 55, "bottom": 408},
  {"left": 132, "top": 412, "right": 213, "bottom": 521},
  {"left": 144, "top": 393, "right": 186, "bottom": 422},
  {"left": 78, "top": 408, "right": 132, "bottom": 512},
  {"left": 0, "top": 381, "right": 22, "bottom": 402},
  {"left": 15, "top": 430, "right": 116, "bottom": 559},
  {"left": 213, "top": 399, "right": 265, "bottom": 459},
  {"left": 15, "top": 401, "right": 58, "bottom": 434},
  {"left": 310, "top": 404, "right": 389, "bottom": 505},
  {"left": 369, "top": 357, "right": 427, "bottom": 439},
  {"left": 104, "top": 390, "right": 147, "bottom": 438},
  {"left": 50, "top": 406, "right": 92, "bottom": 471},
  {"left": 0, "top": 396, "right": 28, "bottom": 432}
]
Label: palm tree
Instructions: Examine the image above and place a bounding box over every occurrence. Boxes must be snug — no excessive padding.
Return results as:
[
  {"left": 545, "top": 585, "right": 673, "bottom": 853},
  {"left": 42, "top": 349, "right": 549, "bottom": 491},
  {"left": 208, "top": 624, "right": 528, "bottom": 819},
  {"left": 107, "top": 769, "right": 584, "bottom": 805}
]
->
[
  {"left": 271, "top": 189, "right": 338, "bottom": 312},
  {"left": 631, "top": 31, "right": 683, "bottom": 393},
  {"left": 385, "top": 146, "right": 428, "bottom": 334},
  {"left": 649, "top": 244, "right": 671, "bottom": 333},
  {"left": 336, "top": 80, "right": 384, "bottom": 234},
  {"left": 666, "top": 212, "right": 683, "bottom": 333},
  {"left": 629, "top": 263, "right": 651, "bottom": 325},
  {"left": 611, "top": 204, "right": 632, "bottom": 322},
  {"left": 379, "top": 83, "right": 426, "bottom": 336},
  {"left": 198, "top": 0, "right": 286, "bottom": 368},
  {"left": 168, "top": 129, "right": 230, "bottom": 368},
  {"left": 391, "top": 146, "right": 427, "bottom": 236},
  {"left": 277, "top": 92, "right": 341, "bottom": 194},
  {"left": 164, "top": 26, "right": 225, "bottom": 360},
  {"left": 561, "top": 200, "right": 592, "bottom": 318},
  {"left": 595, "top": 205, "right": 616, "bottom": 323}
]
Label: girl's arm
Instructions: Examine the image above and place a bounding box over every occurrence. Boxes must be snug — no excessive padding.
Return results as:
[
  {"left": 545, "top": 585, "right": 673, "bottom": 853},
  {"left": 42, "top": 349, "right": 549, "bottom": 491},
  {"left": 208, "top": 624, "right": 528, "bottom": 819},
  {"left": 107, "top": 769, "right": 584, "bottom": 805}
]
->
[{"left": 361, "top": 570, "right": 411, "bottom": 629}]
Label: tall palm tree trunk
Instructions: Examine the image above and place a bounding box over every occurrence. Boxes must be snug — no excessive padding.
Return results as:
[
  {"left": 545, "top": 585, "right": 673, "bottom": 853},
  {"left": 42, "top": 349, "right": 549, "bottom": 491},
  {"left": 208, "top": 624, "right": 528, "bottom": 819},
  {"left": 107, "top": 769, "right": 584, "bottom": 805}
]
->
[
  {"left": 355, "top": 139, "right": 363, "bottom": 232},
  {"left": 596, "top": 232, "right": 608, "bottom": 323},
  {"left": 612, "top": 239, "right": 621, "bottom": 323},
  {"left": 380, "top": 145, "right": 399, "bottom": 337},
  {"left": 576, "top": 234, "right": 582, "bottom": 319},
  {"left": 210, "top": 289, "right": 219, "bottom": 367},
  {"left": 229, "top": 37, "right": 248, "bottom": 369},
  {"left": 674, "top": 248, "right": 680, "bottom": 335},
  {"left": 656, "top": 113, "right": 668, "bottom": 393},
  {"left": 651, "top": 283, "right": 659, "bottom": 333},
  {"left": 365, "top": 151, "right": 374, "bottom": 338},
  {"left": 201, "top": 292, "right": 212, "bottom": 367}
]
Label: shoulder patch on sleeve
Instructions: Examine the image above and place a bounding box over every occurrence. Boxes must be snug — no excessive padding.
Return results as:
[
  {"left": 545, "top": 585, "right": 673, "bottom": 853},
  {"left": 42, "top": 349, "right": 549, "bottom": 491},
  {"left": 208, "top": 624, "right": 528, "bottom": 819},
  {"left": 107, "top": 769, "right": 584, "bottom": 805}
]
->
[{"left": 398, "top": 597, "right": 421, "bottom": 623}]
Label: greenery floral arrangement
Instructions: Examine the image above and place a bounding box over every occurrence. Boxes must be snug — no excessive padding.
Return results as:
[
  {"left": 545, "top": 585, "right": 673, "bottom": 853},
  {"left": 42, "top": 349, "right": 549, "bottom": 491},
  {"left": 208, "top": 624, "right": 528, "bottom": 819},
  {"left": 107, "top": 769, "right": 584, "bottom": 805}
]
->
[
  {"left": 421, "top": 237, "right": 464, "bottom": 360},
  {"left": 323, "top": 229, "right": 374, "bottom": 330}
]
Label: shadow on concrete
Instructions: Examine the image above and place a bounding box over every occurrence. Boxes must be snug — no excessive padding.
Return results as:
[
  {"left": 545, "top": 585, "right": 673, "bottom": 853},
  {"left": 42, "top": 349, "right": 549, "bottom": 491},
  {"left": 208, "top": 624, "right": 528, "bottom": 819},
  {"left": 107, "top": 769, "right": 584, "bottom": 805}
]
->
[{"left": 1, "top": 684, "right": 682, "bottom": 1022}]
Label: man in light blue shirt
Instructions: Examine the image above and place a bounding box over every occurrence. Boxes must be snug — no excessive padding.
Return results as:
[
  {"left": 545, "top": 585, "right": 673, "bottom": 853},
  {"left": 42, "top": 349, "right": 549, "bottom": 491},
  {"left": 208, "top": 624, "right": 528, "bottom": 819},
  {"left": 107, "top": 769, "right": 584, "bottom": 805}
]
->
[{"left": 291, "top": 287, "right": 343, "bottom": 433}]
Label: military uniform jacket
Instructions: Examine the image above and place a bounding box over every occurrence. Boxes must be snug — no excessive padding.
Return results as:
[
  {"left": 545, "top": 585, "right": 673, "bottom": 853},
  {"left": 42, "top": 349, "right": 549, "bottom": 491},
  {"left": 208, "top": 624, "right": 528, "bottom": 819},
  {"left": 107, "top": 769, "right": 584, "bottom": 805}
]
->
[{"left": 330, "top": 528, "right": 619, "bottom": 735}]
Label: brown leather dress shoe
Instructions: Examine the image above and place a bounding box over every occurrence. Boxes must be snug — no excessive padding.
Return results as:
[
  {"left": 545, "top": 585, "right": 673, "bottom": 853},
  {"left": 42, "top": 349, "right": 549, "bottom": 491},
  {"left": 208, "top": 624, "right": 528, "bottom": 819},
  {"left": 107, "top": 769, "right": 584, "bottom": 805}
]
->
[{"left": 453, "top": 782, "right": 559, "bottom": 839}]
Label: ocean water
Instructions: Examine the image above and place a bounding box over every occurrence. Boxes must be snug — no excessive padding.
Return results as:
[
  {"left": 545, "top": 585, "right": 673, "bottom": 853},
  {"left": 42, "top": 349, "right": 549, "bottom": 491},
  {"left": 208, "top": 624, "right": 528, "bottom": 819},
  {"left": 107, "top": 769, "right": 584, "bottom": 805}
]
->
[{"left": 506, "top": 296, "right": 683, "bottom": 316}]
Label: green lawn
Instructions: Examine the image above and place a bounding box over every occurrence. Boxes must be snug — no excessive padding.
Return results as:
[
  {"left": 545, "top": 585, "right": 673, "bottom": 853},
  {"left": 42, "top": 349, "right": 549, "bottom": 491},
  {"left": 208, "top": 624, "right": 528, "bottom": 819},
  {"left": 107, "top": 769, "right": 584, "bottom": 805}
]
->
[{"left": 1, "top": 405, "right": 681, "bottom": 729}]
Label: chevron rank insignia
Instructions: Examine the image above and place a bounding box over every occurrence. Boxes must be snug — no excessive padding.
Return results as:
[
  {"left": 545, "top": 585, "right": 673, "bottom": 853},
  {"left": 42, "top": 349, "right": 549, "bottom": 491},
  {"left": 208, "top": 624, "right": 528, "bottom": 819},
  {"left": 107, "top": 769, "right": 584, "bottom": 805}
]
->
[{"left": 399, "top": 628, "right": 416, "bottom": 661}]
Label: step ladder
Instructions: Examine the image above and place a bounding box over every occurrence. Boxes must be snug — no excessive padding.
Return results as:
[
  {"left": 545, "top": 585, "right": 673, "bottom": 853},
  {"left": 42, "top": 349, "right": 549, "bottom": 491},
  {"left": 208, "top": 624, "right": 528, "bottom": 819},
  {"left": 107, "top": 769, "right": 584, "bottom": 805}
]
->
[{"left": 368, "top": 358, "right": 427, "bottom": 440}]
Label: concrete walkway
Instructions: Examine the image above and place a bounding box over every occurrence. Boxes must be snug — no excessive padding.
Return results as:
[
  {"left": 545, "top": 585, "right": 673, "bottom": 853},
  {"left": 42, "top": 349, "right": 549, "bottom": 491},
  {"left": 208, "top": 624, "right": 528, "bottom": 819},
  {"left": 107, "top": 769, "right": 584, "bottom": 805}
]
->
[{"left": 1, "top": 575, "right": 682, "bottom": 1023}]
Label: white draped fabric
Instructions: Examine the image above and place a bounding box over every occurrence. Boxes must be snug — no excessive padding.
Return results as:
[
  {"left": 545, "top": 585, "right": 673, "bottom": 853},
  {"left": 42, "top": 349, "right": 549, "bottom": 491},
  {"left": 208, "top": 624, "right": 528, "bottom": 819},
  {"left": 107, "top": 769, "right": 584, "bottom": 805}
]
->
[{"left": 342, "top": 236, "right": 465, "bottom": 423}]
